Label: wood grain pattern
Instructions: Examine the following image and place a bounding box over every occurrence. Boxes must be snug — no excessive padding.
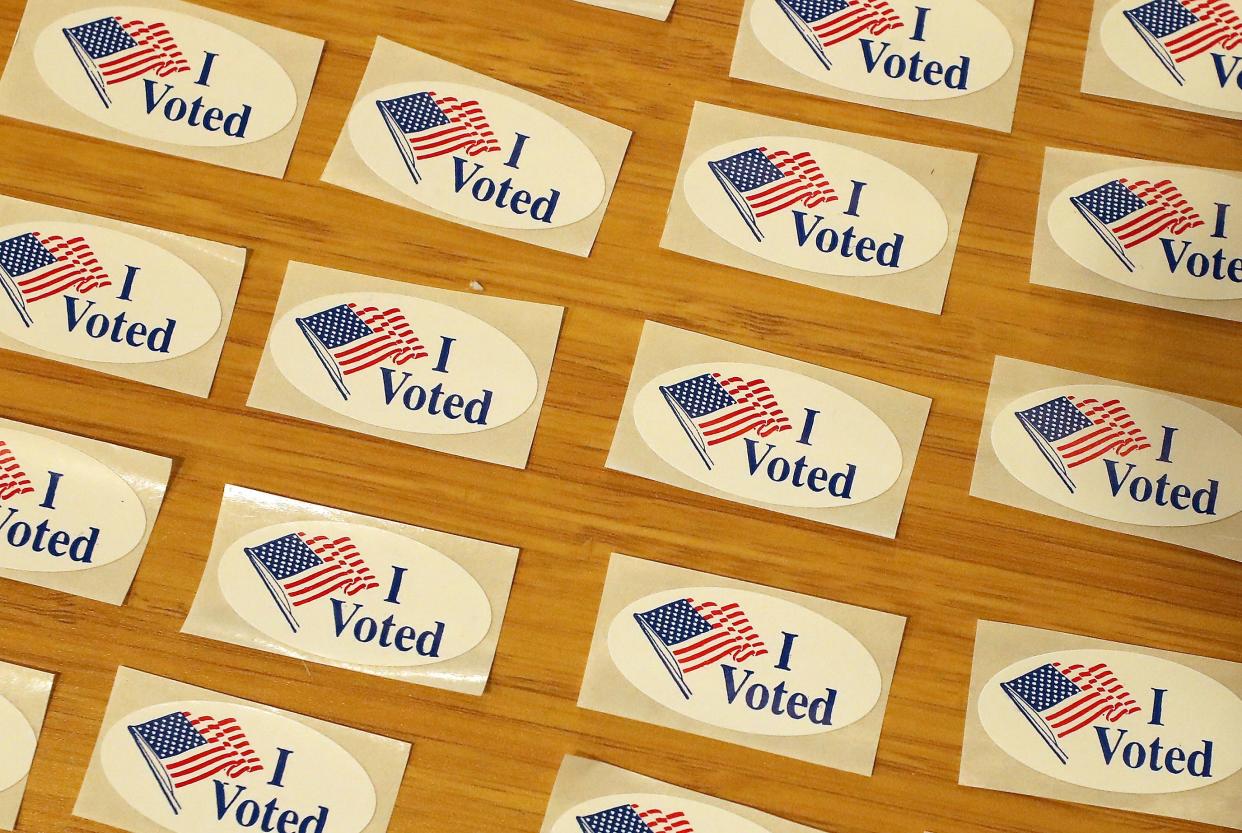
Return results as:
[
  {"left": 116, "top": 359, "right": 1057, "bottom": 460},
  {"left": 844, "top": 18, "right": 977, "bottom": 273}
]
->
[{"left": 0, "top": 1, "right": 1238, "bottom": 832}]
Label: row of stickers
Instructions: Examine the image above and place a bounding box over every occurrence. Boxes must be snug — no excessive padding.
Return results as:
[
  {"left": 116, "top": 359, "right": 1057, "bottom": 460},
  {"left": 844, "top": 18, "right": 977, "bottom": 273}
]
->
[
  {"left": 0, "top": 2, "right": 1239, "bottom": 314},
  {"left": 0, "top": 583, "right": 1239, "bottom": 830}
]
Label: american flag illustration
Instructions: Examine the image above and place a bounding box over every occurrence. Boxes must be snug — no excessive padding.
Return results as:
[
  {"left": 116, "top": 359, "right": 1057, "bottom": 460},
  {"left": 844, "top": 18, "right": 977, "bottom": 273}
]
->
[
  {"left": 296, "top": 302, "right": 428, "bottom": 400},
  {"left": 63, "top": 16, "right": 190, "bottom": 106},
  {"left": 0, "top": 233, "right": 112, "bottom": 326},
  {"left": 128, "top": 711, "right": 262, "bottom": 811},
  {"left": 246, "top": 532, "right": 380, "bottom": 609},
  {"left": 576, "top": 803, "right": 695, "bottom": 833},
  {"left": 778, "top": 0, "right": 904, "bottom": 50},
  {"left": 1001, "top": 661, "right": 1141, "bottom": 764},
  {"left": 709, "top": 147, "right": 836, "bottom": 241},
  {"left": 1015, "top": 395, "right": 1151, "bottom": 493},
  {"left": 378, "top": 92, "right": 501, "bottom": 161},
  {"left": 0, "top": 441, "right": 34, "bottom": 502},
  {"left": 634, "top": 597, "right": 767, "bottom": 698},
  {"left": 659, "top": 372, "right": 792, "bottom": 469},
  {"left": 1070, "top": 178, "right": 1203, "bottom": 270},
  {"left": 1125, "top": 0, "right": 1242, "bottom": 71}
]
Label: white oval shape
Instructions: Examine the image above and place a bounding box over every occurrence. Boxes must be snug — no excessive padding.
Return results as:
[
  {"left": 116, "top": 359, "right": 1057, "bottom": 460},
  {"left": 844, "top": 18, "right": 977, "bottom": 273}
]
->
[
  {"left": 608, "top": 587, "right": 881, "bottom": 736},
  {"left": 1100, "top": 0, "right": 1242, "bottom": 115},
  {"left": 0, "top": 693, "right": 36, "bottom": 791},
  {"left": 1049, "top": 165, "right": 1242, "bottom": 300},
  {"left": 35, "top": 7, "right": 297, "bottom": 147},
  {"left": 684, "top": 137, "right": 947, "bottom": 277},
  {"left": 551, "top": 794, "right": 772, "bottom": 833},
  {"left": 271, "top": 291, "right": 538, "bottom": 436},
  {"left": 635, "top": 362, "right": 902, "bottom": 508},
  {"left": 993, "top": 385, "right": 1242, "bottom": 527},
  {"left": 0, "top": 428, "right": 146, "bottom": 572},
  {"left": 750, "top": 0, "right": 1014, "bottom": 101},
  {"left": 347, "top": 81, "right": 606, "bottom": 230},
  {"left": 0, "top": 221, "right": 222, "bottom": 362},
  {"left": 979, "top": 648, "right": 1242, "bottom": 794},
  {"left": 218, "top": 521, "right": 492, "bottom": 668},
  {"left": 102, "top": 700, "right": 377, "bottom": 833}
]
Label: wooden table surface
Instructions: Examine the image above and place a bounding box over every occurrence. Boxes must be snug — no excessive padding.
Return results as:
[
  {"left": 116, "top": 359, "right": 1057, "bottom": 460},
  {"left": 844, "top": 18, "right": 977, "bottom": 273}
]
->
[{"left": 0, "top": 1, "right": 1238, "bottom": 832}]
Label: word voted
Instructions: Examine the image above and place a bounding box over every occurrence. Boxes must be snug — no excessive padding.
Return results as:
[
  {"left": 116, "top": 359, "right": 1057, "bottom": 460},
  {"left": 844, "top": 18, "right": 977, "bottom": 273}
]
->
[
  {"left": 741, "top": 409, "right": 858, "bottom": 498},
  {"left": 857, "top": 9, "right": 972, "bottom": 90},
  {"left": 787, "top": 177, "right": 906, "bottom": 267},
  {"left": 1094, "top": 689, "right": 1217, "bottom": 779},
  {"left": 213, "top": 748, "right": 328, "bottom": 832},
  {"left": 450, "top": 134, "right": 560, "bottom": 223},
  {"left": 1102, "top": 426, "right": 1220, "bottom": 516},
  {"left": 0, "top": 472, "right": 100, "bottom": 563},
  {"left": 61, "top": 267, "right": 177, "bottom": 353},
  {"left": 326, "top": 566, "right": 446, "bottom": 656},
  {"left": 141, "top": 54, "right": 253, "bottom": 138},
  {"left": 716, "top": 632, "right": 837, "bottom": 725}
]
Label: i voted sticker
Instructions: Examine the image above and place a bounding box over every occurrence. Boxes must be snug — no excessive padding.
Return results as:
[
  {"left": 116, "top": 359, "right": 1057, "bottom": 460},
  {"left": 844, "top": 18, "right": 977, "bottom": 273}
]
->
[
  {"left": 0, "top": 428, "right": 146, "bottom": 572},
  {"left": 1049, "top": 165, "right": 1242, "bottom": 300},
  {"left": 608, "top": 587, "right": 881, "bottom": 736},
  {"left": 634, "top": 362, "right": 902, "bottom": 508},
  {"left": 1100, "top": 0, "right": 1242, "bottom": 115},
  {"left": 749, "top": 0, "right": 1014, "bottom": 101},
  {"left": 101, "top": 700, "right": 376, "bottom": 833},
  {"left": 0, "top": 221, "right": 221, "bottom": 363},
  {"left": 684, "top": 136, "right": 947, "bottom": 277},
  {"left": 217, "top": 521, "right": 492, "bottom": 668},
  {"left": 993, "top": 385, "right": 1242, "bottom": 527},
  {"left": 270, "top": 291, "right": 538, "bottom": 436},
  {"left": 554, "top": 795, "right": 771, "bottom": 833},
  {"left": 347, "top": 82, "right": 606, "bottom": 230},
  {"left": 979, "top": 649, "right": 1242, "bottom": 794},
  {"left": 34, "top": 6, "right": 297, "bottom": 147},
  {"left": 0, "top": 692, "right": 35, "bottom": 791}
]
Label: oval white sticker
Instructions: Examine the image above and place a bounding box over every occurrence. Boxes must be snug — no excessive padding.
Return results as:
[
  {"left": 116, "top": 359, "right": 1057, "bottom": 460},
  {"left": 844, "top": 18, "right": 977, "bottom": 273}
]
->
[
  {"left": 1049, "top": 165, "right": 1242, "bottom": 300},
  {"left": 684, "top": 136, "right": 947, "bottom": 277},
  {"left": 608, "top": 587, "right": 881, "bottom": 736},
  {"left": 0, "top": 693, "right": 35, "bottom": 791},
  {"left": 347, "top": 81, "right": 606, "bottom": 230},
  {"left": 0, "top": 221, "right": 222, "bottom": 362},
  {"left": 552, "top": 794, "right": 772, "bottom": 833},
  {"left": 218, "top": 521, "right": 492, "bottom": 668},
  {"left": 749, "top": 0, "right": 1014, "bottom": 101},
  {"left": 1100, "top": 0, "right": 1242, "bottom": 115},
  {"left": 271, "top": 291, "right": 538, "bottom": 436},
  {"left": 979, "top": 648, "right": 1242, "bottom": 794},
  {"left": 102, "top": 700, "right": 377, "bottom": 833},
  {"left": 0, "top": 428, "right": 146, "bottom": 572},
  {"left": 993, "top": 385, "right": 1242, "bottom": 527},
  {"left": 35, "top": 7, "right": 298, "bottom": 147},
  {"left": 634, "top": 363, "right": 903, "bottom": 508}
]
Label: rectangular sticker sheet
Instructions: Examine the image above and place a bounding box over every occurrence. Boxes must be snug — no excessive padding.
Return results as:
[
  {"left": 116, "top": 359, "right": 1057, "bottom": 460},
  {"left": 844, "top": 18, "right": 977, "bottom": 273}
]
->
[
  {"left": 323, "top": 37, "right": 632, "bottom": 257},
  {"left": 0, "top": 194, "right": 246, "bottom": 395},
  {"left": 0, "top": 0, "right": 324, "bottom": 177},
  {"left": 578, "top": 552, "right": 905, "bottom": 774},
  {"left": 0, "top": 659, "right": 53, "bottom": 832},
  {"left": 971, "top": 356, "right": 1242, "bottom": 563},
  {"left": 606, "top": 321, "right": 931, "bottom": 537},
  {"left": 74, "top": 667, "right": 410, "bottom": 833},
  {"left": 182, "top": 484, "right": 519, "bottom": 696},
  {"left": 0, "top": 417, "right": 170, "bottom": 604},
  {"left": 961, "top": 620, "right": 1242, "bottom": 828},
  {"left": 660, "top": 102, "right": 976, "bottom": 314},
  {"left": 248, "top": 261, "right": 564, "bottom": 469}
]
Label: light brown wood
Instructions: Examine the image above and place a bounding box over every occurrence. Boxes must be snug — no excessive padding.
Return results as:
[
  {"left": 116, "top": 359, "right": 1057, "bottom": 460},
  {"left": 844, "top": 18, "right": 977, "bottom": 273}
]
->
[{"left": 0, "top": 1, "right": 1239, "bottom": 832}]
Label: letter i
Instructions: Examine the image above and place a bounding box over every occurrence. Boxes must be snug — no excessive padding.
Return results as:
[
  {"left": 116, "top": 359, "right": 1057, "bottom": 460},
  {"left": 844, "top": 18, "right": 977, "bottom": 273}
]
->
[
  {"left": 844, "top": 181, "right": 867, "bottom": 218},
  {"left": 911, "top": 6, "right": 931, "bottom": 41},
  {"left": 775, "top": 632, "right": 799, "bottom": 671},
  {"left": 118, "top": 265, "right": 140, "bottom": 302},
  {"left": 1212, "top": 203, "right": 1230, "bottom": 239},
  {"left": 433, "top": 336, "right": 456, "bottom": 374},
  {"left": 504, "top": 134, "right": 530, "bottom": 170},
  {"left": 384, "top": 566, "right": 407, "bottom": 605},
  {"left": 39, "top": 472, "right": 62, "bottom": 510},
  {"left": 1149, "top": 688, "right": 1167, "bottom": 726},
  {"left": 1156, "top": 426, "right": 1178, "bottom": 463},
  {"left": 267, "top": 748, "right": 293, "bottom": 787},
  {"left": 195, "top": 52, "right": 219, "bottom": 87},
  {"left": 797, "top": 409, "right": 819, "bottom": 447}
]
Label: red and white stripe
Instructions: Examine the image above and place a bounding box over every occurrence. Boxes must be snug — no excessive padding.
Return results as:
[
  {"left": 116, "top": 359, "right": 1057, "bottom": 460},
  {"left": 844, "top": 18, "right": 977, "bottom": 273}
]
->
[
  {"left": 811, "top": 0, "right": 904, "bottom": 48},
  {"left": 672, "top": 600, "right": 768, "bottom": 674},
  {"left": 696, "top": 373, "right": 792, "bottom": 446},
  {"left": 332, "top": 303, "right": 428, "bottom": 376},
  {"left": 98, "top": 17, "right": 191, "bottom": 86},
  {"left": 1055, "top": 396, "right": 1151, "bottom": 469},
  {"left": 17, "top": 233, "right": 112, "bottom": 304},
  {"left": 745, "top": 148, "right": 837, "bottom": 218},
  {"left": 1109, "top": 179, "right": 1204, "bottom": 250},
  {"left": 164, "top": 713, "right": 263, "bottom": 789},
  {"left": 1164, "top": 0, "right": 1242, "bottom": 63},
  {"left": 0, "top": 441, "right": 33, "bottom": 502},
  {"left": 283, "top": 532, "right": 381, "bottom": 607},
  {"left": 407, "top": 94, "right": 501, "bottom": 160},
  {"left": 632, "top": 806, "right": 695, "bottom": 833},
  {"left": 1044, "top": 662, "right": 1141, "bottom": 738}
]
